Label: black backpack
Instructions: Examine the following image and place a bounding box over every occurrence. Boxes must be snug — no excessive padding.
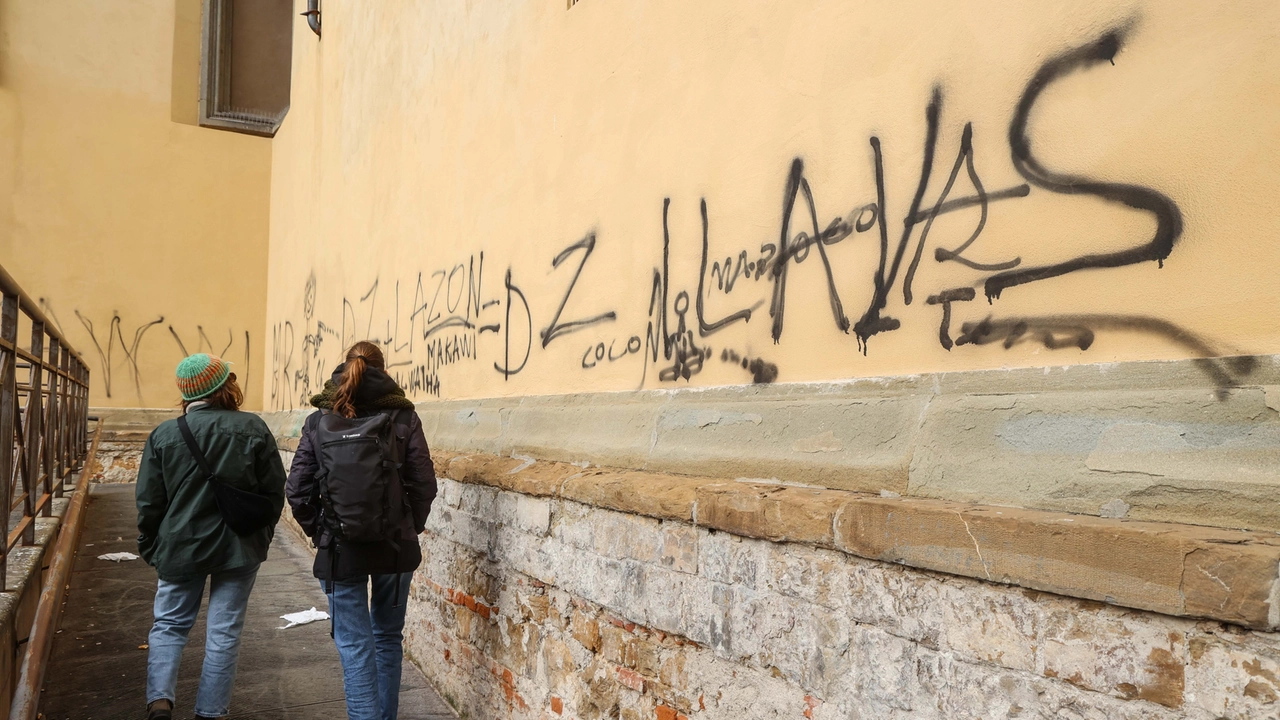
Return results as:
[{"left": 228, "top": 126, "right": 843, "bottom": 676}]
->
[{"left": 314, "top": 409, "right": 409, "bottom": 545}]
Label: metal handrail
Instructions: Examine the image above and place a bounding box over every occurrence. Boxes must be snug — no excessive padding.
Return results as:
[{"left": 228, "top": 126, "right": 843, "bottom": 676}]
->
[
  {"left": 0, "top": 263, "right": 93, "bottom": 720},
  {"left": 0, "top": 264, "right": 92, "bottom": 588},
  {"left": 9, "top": 423, "right": 99, "bottom": 720},
  {"left": 0, "top": 264, "right": 85, "bottom": 366}
]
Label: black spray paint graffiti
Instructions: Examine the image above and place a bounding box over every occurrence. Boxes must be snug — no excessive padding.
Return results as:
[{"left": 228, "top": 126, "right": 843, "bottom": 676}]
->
[
  {"left": 569, "top": 23, "right": 1243, "bottom": 391},
  {"left": 988, "top": 25, "right": 1181, "bottom": 300},
  {"left": 271, "top": 23, "right": 1250, "bottom": 402},
  {"left": 272, "top": 256, "right": 497, "bottom": 410},
  {"left": 540, "top": 233, "right": 616, "bottom": 348},
  {"left": 68, "top": 310, "right": 254, "bottom": 401},
  {"left": 721, "top": 349, "right": 778, "bottom": 385},
  {"left": 575, "top": 199, "right": 772, "bottom": 389},
  {"left": 169, "top": 326, "right": 252, "bottom": 397},
  {"left": 495, "top": 269, "right": 531, "bottom": 381},
  {"left": 75, "top": 312, "right": 163, "bottom": 400}
]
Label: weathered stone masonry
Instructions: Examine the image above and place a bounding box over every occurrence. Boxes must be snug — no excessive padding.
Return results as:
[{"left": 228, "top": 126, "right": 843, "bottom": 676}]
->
[
  {"left": 392, "top": 452, "right": 1280, "bottom": 720},
  {"left": 263, "top": 359, "right": 1280, "bottom": 719},
  {"left": 86, "top": 409, "right": 179, "bottom": 484}
]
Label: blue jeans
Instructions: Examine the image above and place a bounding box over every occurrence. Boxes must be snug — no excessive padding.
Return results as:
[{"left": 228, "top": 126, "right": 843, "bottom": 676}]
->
[
  {"left": 324, "top": 572, "right": 414, "bottom": 720},
  {"left": 147, "top": 563, "right": 260, "bottom": 717}
]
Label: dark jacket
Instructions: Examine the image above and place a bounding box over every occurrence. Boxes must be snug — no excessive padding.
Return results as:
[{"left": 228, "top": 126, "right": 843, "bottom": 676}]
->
[
  {"left": 136, "top": 404, "right": 287, "bottom": 582},
  {"left": 285, "top": 366, "right": 436, "bottom": 580}
]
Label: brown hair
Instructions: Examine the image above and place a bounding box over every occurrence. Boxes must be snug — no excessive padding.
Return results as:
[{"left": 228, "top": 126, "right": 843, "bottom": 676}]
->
[
  {"left": 182, "top": 373, "right": 244, "bottom": 412},
  {"left": 333, "top": 341, "right": 385, "bottom": 418}
]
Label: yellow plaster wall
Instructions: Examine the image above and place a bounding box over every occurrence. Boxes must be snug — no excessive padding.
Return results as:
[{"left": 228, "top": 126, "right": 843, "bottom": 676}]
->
[
  {"left": 265, "top": 0, "right": 1280, "bottom": 410},
  {"left": 0, "top": 0, "right": 272, "bottom": 409}
]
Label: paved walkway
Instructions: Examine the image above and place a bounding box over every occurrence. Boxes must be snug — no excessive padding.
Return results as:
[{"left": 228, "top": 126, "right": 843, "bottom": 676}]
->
[{"left": 39, "top": 483, "right": 457, "bottom": 720}]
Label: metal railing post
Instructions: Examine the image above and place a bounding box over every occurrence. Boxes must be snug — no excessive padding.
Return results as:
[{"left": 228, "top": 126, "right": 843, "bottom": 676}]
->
[
  {"left": 56, "top": 346, "right": 69, "bottom": 493},
  {"left": 78, "top": 361, "right": 88, "bottom": 464},
  {"left": 23, "top": 321, "right": 43, "bottom": 543},
  {"left": 43, "top": 336, "right": 58, "bottom": 509},
  {"left": 0, "top": 293, "right": 16, "bottom": 591}
]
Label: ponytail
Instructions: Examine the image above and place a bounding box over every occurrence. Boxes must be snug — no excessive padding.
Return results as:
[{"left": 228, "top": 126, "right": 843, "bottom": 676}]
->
[
  {"left": 332, "top": 357, "right": 365, "bottom": 418},
  {"left": 332, "top": 340, "right": 385, "bottom": 418}
]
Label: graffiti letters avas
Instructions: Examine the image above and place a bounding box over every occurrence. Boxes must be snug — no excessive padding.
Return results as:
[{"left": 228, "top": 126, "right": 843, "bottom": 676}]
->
[{"left": 268, "top": 25, "right": 1252, "bottom": 411}]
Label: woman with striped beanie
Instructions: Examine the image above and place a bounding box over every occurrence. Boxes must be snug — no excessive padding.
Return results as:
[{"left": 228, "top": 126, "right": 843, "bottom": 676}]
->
[{"left": 136, "top": 354, "right": 287, "bottom": 720}]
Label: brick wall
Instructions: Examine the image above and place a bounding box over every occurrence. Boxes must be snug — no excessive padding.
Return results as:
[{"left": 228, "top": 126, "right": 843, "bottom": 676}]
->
[{"left": 406, "top": 476, "right": 1280, "bottom": 719}]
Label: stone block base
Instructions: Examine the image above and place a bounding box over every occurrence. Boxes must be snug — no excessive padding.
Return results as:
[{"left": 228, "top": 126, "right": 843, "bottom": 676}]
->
[
  {"left": 86, "top": 408, "right": 178, "bottom": 484},
  {"left": 407, "top": 477, "right": 1280, "bottom": 719}
]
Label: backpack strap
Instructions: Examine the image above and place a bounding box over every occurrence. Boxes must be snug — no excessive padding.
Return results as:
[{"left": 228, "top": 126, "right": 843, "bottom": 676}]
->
[{"left": 176, "top": 415, "right": 216, "bottom": 483}]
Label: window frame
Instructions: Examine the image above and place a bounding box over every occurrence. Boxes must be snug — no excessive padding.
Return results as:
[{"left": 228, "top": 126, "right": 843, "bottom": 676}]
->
[{"left": 198, "top": 0, "right": 290, "bottom": 138}]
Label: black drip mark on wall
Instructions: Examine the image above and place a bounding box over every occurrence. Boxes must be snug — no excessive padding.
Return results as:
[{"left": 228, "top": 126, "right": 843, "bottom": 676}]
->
[
  {"left": 540, "top": 233, "right": 617, "bottom": 348},
  {"left": 926, "top": 287, "right": 978, "bottom": 351},
  {"left": 852, "top": 88, "right": 942, "bottom": 351},
  {"left": 75, "top": 311, "right": 163, "bottom": 399},
  {"left": 985, "top": 22, "right": 1182, "bottom": 300}
]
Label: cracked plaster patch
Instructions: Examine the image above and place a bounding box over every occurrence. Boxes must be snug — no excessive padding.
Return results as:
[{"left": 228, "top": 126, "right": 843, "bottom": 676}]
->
[
  {"left": 1100, "top": 498, "right": 1131, "bottom": 519},
  {"left": 1266, "top": 386, "right": 1280, "bottom": 414}
]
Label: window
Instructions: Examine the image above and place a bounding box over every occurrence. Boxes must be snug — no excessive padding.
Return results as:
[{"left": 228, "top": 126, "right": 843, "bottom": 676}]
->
[{"left": 199, "top": 0, "right": 294, "bottom": 137}]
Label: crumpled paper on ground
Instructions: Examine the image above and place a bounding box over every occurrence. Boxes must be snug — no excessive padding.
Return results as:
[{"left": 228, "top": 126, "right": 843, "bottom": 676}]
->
[
  {"left": 97, "top": 552, "right": 139, "bottom": 562},
  {"left": 278, "top": 607, "right": 329, "bottom": 629}
]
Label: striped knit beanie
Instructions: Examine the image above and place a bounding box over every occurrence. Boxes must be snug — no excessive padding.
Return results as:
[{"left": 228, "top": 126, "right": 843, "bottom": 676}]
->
[{"left": 175, "top": 354, "right": 232, "bottom": 401}]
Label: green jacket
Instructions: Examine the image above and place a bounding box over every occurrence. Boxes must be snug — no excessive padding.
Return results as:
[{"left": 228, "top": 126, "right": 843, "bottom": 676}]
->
[{"left": 136, "top": 404, "right": 287, "bottom": 582}]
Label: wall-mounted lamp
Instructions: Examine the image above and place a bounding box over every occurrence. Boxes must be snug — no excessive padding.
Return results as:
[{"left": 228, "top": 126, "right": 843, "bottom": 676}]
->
[{"left": 301, "top": 0, "right": 320, "bottom": 37}]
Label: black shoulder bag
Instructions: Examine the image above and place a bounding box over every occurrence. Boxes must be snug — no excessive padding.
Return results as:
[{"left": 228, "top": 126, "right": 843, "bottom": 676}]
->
[{"left": 176, "top": 415, "right": 277, "bottom": 536}]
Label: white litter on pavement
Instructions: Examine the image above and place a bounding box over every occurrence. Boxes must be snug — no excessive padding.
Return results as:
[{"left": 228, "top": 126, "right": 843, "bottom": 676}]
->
[
  {"left": 97, "top": 552, "right": 139, "bottom": 562},
  {"left": 278, "top": 607, "right": 329, "bottom": 629}
]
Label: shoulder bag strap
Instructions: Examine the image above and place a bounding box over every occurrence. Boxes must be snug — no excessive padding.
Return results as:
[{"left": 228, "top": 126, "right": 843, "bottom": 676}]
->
[{"left": 176, "top": 415, "right": 216, "bottom": 482}]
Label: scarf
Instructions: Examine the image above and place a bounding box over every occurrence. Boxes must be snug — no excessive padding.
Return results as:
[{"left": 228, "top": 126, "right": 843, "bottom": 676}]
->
[{"left": 309, "top": 364, "right": 416, "bottom": 411}]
